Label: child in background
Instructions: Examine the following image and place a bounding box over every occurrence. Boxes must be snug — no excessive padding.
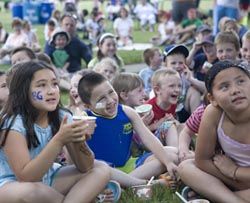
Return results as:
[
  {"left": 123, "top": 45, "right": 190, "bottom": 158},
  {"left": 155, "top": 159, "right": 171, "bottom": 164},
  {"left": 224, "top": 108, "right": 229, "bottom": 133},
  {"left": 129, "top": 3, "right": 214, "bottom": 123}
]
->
[
  {"left": 11, "top": 46, "right": 36, "bottom": 65},
  {"left": 112, "top": 72, "right": 178, "bottom": 149},
  {"left": 36, "top": 52, "right": 71, "bottom": 92},
  {"left": 163, "top": 44, "right": 202, "bottom": 123},
  {"left": 215, "top": 31, "right": 240, "bottom": 61},
  {"left": 178, "top": 91, "right": 209, "bottom": 162},
  {"left": 49, "top": 28, "right": 71, "bottom": 73},
  {"left": 178, "top": 60, "right": 250, "bottom": 203},
  {"left": 78, "top": 71, "right": 179, "bottom": 180},
  {"left": 69, "top": 69, "right": 93, "bottom": 115},
  {"left": 240, "top": 30, "right": 250, "bottom": 66},
  {"left": 0, "top": 71, "right": 8, "bottom": 110},
  {"left": 139, "top": 48, "right": 162, "bottom": 97},
  {"left": 88, "top": 33, "right": 125, "bottom": 72},
  {"left": 0, "top": 61, "right": 111, "bottom": 203},
  {"left": 113, "top": 7, "right": 134, "bottom": 47},
  {"left": 93, "top": 57, "right": 118, "bottom": 81},
  {"left": 151, "top": 10, "right": 174, "bottom": 46},
  {"left": 45, "top": 19, "right": 57, "bottom": 41}
]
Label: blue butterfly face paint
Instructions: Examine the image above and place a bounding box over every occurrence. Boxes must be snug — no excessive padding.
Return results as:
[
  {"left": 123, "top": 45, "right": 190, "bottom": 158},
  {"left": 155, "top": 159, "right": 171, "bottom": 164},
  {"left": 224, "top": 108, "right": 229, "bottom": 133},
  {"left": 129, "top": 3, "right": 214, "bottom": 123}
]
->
[{"left": 32, "top": 91, "right": 43, "bottom": 100}]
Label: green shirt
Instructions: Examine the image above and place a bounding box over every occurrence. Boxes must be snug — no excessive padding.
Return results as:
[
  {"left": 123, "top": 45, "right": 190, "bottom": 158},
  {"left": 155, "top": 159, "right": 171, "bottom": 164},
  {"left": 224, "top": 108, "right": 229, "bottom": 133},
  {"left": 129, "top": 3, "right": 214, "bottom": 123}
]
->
[{"left": 52, "top": 49, "right": 69, "bottom": 69}]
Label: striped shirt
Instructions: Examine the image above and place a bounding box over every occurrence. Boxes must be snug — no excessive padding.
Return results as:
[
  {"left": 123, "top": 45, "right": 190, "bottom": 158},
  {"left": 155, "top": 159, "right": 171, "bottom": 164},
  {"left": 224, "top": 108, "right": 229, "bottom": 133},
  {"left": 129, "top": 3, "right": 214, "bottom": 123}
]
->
[{"left": 186, "top": 104, "right": 206, "bottom": 134}]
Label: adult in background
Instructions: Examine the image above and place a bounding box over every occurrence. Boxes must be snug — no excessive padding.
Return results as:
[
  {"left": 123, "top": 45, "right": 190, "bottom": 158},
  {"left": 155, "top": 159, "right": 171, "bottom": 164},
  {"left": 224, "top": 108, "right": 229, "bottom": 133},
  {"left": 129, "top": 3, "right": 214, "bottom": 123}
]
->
[
  {"left": 213, "top": 0, "right": 239, "bottom": 35},
  {"left": 171, "top": 0, "right": 196, "bottom": 25},
  {"left": 44, "top": 13, "right": 92, "bottom": 73}
]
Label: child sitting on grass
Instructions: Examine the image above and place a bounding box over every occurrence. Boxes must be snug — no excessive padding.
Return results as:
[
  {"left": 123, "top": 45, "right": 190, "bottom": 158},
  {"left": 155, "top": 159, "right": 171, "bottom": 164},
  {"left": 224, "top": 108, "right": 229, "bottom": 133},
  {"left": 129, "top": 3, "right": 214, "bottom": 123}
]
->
[
  {"left": 78, "top": 71, "right": 179, "bottom": 180},
  {"left": 139, "top": 48, "right": 162, "bottom": 97},
  {"left": 178, "top": 60, "right": 250, "bottom": 203}
]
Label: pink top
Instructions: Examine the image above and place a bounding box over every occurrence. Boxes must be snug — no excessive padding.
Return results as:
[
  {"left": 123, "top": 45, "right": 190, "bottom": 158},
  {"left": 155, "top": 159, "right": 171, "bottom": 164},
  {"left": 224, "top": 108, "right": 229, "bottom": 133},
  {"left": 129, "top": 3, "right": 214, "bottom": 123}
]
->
[
  {"left": 218, "top": 112, "right": 250, "bottom": 167},
  {"left": 186, "top": 104, "right": 206, "bottom": 134}
]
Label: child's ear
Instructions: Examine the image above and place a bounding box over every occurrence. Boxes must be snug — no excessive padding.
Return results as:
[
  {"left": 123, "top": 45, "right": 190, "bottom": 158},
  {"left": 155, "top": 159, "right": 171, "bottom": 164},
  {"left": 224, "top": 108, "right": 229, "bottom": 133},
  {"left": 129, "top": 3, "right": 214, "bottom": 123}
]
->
[
  {"left": 120, "top": 90, "right": 128, "bottom": 101},
  {"left": 83, "top": 103, "right": 91, "bottom": 110},
  {"left": 153, "top": 85, "right": 160, "bottom": 95},
  {"left": 207, "top": 93, "right": 218, "bottom": 107}
]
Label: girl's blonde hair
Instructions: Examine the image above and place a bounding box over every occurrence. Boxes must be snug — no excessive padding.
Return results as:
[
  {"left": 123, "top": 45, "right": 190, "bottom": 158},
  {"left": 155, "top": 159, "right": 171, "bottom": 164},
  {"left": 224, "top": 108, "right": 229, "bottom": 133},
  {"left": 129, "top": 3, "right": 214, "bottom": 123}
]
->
[
  {"left": 93, "top": 57, "right": 118, "bottom": 73},
  {"left": 151, "top": 68, "right": 179, "bottom": 88},
  {"left": 242, "top": 30, "right": 250, "bottom": 42}
]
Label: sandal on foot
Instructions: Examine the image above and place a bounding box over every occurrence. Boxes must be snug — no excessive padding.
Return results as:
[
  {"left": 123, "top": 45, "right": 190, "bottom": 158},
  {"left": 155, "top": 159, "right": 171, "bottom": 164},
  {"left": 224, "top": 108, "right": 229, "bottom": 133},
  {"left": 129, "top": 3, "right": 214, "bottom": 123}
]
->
[
  {"left": 181, "top": 186, "right": 205, "bottom": 201},
  {"left": 96, "top": 181, "right": 121, "bottom": 203},
  {"left": 105, "top": 180, "right": 121, "bottom": 202}
]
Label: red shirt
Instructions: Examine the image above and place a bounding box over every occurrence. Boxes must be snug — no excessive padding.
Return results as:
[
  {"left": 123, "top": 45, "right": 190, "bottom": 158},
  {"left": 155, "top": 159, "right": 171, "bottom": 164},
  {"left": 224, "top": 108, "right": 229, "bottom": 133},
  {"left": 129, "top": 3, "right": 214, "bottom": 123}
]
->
[{"left": 145, "top": 97, "right": 177, "bottom": 124}]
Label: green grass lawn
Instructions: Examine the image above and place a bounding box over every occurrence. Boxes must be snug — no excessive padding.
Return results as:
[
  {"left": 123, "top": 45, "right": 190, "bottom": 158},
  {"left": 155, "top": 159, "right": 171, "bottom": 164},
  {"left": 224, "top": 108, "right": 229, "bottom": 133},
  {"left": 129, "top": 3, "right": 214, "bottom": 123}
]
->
[{"left": 0, "top": 2, "right": 213, "bottom": 202}]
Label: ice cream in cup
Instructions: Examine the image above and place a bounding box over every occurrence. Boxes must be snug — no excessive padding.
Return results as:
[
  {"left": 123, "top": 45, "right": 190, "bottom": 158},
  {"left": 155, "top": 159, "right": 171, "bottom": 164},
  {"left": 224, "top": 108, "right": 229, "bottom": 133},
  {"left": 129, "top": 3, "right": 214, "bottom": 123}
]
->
[
  {"left": 72, "top": 115, "right": 97, "bottom": 135},
  {"left": 135, "top": 104, "right": 152, "bottom": 116},
  {"left": 131, "top": 184, "right": 153, "bottom": 200}
]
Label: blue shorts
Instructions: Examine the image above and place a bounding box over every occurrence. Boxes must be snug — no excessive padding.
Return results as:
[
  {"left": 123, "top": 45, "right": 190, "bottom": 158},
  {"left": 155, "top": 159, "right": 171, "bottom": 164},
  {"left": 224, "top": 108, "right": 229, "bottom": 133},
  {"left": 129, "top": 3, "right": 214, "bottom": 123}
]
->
[
  {"left": 134, "top": 152, "right": 153, "bottom": 168},
  {"left": 0, "top": 163, "right": 62, "bottom": 187}
]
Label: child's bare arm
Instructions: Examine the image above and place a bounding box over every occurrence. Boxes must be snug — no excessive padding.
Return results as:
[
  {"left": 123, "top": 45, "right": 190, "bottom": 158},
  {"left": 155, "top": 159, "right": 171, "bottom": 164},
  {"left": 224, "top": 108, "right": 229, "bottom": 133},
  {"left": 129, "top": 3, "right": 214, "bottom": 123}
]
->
[
  {"left": 178, "top": 125, "right": 195, "bottom": 162},
  {"left": 124, "top": 105, "right": 178, "bottom": 177},
  {"left": 196, "top": 105, "right": 241, "bottom": 187},
  {"left": 62, "top": 62, "right": 70, "bottom": 72}
]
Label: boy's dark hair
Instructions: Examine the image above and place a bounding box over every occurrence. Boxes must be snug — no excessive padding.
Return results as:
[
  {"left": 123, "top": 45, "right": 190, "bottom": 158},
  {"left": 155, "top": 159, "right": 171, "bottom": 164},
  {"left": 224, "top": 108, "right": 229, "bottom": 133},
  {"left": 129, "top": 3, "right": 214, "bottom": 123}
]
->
[
  {"left": 0, "top": 70, "right": 5, "bottom": 76},
  {"left": 97, "top": 33, "right": 122, "bottom": 67},
  {"left": 0, "top": 61, "right": 63, "bottom": 149},
  {"left": 205, "top": 60, "right": 250, "bottom": 94},
  {"left": 47, "top": 19, "right": 56, "bottom": 27},
  {"left": 11, "top": 46, "right": 36, "bottom": 61},
  {"left": 78, "top": 71, "right": 107, "bottom": 105}
]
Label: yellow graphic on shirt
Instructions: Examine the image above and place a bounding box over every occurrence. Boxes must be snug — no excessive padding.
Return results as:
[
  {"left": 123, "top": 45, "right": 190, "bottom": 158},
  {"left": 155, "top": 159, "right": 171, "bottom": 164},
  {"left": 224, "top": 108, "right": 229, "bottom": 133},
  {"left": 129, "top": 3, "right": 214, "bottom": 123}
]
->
[{"left": 123, "top": 122, "right": 133, "bottom": 135}]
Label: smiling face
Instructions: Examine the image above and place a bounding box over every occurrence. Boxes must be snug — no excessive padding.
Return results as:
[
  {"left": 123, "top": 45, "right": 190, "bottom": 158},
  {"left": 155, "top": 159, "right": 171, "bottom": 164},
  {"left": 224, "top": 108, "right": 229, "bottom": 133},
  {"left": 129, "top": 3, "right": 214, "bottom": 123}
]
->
[
  {"left": 29, "top": 69, "right": 60, "bottom": 113},
  {"left": 165, "top": 54, "right": 186, "bottom": 74},
  {"left": 70, "top": 74, "right": 82, "bottom": 105},
  {"left": 209, "top": 68, "right": 250, "bottom": 113},
  {"left": 151, "top": 50, "right": 162, "bottom": 69},
  {"left": 88, "top": 81, "right": 119, "bottom": 117},
  {"left": 98, "top": 65, "right": 116, "bottom": 81},
  {"left": 125, "top": 85, "right": 146, "bottom": 108},
  {"left": 99, "top": 37, "right": 116, "bottom": 57},
  {"left": 154, "top": 73, "right": 182, "bottom": 108},
  {"left": 216, "top": 42, "right": 239, "bottom": 61},
  {"left": 202, "top": 43, "right": 216, "bottom": 58},
  {"left": 241, "top": 39, "right": 250, "bottom": 65},
  {"left": 54, "top": 34, "right": 68, "bottom": 49},
  {"left": 11, "top": 50, "right": 32, "bottom": 65}
]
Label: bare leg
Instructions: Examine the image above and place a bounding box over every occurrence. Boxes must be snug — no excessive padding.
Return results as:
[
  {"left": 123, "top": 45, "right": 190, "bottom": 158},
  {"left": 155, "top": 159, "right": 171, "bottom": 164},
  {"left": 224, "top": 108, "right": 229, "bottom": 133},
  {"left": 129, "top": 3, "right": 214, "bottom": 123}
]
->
[
  {"left": 0, "top": 182, "right": 64, "bottom": 203},
  {"left": 129, "top": 147, "right": 178, "bottom": 179},
  {"left": 178, "top": 159, "right": 249, "bottom": 203},
  {"left": 53, "top": 161, "right": 110, "bottom": 203},
  {"left": 110, "top": 167, "right": 147, "bottom": 187}
]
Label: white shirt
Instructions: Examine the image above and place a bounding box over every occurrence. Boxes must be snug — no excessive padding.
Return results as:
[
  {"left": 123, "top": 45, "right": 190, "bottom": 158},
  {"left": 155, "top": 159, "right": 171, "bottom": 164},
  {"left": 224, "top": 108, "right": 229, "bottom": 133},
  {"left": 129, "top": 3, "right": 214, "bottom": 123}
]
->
[{"left": 113, "top": 17, "right": 134, "bottom": 37}]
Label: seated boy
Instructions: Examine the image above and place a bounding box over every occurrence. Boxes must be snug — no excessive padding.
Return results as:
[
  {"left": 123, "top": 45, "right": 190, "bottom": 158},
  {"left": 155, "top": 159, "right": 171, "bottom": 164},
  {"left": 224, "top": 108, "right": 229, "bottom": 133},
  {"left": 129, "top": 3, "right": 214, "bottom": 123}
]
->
[
  {"left": 77, "top": 71, "right": 179, "bottom": 179},
  {"left": 163, "top": 44, "right": 202, "bottom": 122}
]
